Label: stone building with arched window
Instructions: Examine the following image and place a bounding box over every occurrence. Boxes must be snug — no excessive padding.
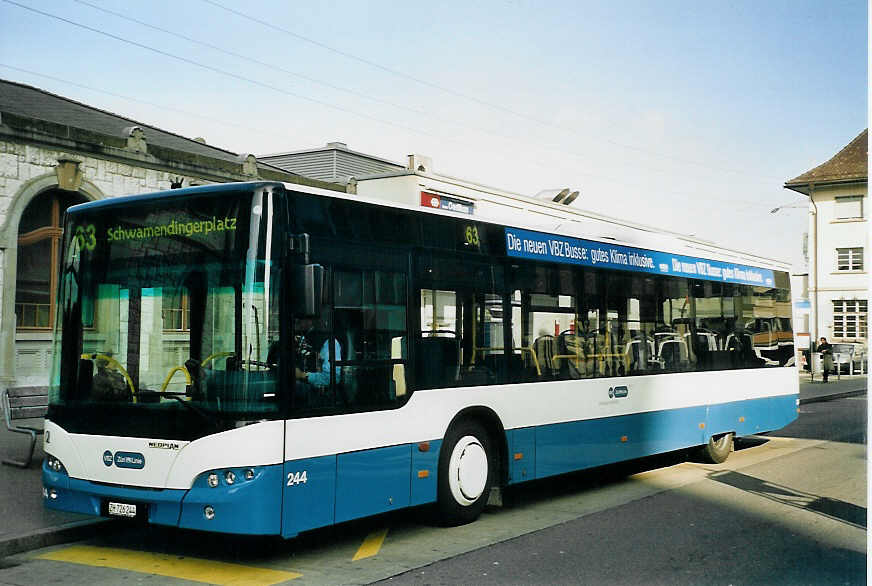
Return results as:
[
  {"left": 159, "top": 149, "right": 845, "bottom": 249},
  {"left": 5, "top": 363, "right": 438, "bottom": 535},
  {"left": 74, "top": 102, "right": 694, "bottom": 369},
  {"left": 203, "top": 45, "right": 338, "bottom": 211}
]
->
[{"left": 0, "top": 79, "right": 338, "bottom": 391}]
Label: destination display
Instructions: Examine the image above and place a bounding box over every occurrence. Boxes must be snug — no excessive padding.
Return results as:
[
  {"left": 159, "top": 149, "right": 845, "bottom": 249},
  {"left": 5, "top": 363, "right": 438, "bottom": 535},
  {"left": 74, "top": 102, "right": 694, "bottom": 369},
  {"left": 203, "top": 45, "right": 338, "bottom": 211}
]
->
[{"left": 505, "top": 227, "right": 774, "bottom": 287}]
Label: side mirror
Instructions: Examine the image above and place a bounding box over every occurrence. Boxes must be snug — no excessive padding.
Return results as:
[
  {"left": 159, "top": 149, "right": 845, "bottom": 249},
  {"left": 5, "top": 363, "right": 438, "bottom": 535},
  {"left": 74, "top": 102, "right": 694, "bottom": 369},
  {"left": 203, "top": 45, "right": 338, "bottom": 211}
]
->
[{"left": 291, "top": 264, "right": 324, "bottom": 317}]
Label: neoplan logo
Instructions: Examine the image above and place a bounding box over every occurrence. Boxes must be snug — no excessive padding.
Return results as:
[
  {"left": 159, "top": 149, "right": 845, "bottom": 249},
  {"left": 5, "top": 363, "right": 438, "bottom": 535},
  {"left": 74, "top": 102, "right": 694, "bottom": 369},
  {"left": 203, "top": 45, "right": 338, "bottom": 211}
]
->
[{"left": 608, "top": 385, "right": 629, "bottom": 399}]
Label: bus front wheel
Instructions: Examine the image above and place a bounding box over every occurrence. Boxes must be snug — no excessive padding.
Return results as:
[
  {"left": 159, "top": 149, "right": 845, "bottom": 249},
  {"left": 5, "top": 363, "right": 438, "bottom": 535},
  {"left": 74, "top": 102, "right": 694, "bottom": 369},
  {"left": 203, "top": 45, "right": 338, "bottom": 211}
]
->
[
  {"left": 700, "top": 432, "right": 734, "bottom": 464},
  {"left": 436, "top": 420, "right": 493, "bottom": 526}
]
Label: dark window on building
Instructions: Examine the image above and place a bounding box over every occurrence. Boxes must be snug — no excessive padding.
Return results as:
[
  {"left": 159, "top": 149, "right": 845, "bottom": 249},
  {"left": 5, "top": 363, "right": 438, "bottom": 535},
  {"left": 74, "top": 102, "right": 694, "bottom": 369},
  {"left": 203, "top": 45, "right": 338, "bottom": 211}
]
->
[{"left": 16, "top": 189, "right": 86, "bottom": 329}]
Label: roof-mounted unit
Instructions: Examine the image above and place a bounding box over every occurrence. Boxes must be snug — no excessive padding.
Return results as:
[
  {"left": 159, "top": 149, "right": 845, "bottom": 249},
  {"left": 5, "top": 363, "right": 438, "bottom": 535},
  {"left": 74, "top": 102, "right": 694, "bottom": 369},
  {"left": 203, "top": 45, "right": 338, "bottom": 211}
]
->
[
  {"left": 534, "top": 188, "right": 580, "bottom": 205},
  {"left": 563, "top": 190, "right": 580, "bottom": 205},
  {"left": 535, "top": 188, "right": 570, "bottom": 203}
]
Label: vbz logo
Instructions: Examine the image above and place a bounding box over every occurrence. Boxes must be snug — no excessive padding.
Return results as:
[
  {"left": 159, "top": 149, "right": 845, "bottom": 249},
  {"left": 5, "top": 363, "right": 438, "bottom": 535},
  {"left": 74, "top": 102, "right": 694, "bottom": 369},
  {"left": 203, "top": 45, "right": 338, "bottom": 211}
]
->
[
  {"left": 103, "top": 450, "right": 114, "bottom": 466},
  {"left": 608, "top": 385, "right": 629, "bottom": 399}
]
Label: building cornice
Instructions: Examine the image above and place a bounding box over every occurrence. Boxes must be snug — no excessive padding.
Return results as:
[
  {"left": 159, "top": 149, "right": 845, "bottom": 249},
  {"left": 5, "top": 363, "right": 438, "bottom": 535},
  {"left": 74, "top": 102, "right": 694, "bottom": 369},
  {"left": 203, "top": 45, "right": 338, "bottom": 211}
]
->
[{"left": 0, "top": 110, "right": 343, "bottom": 192}]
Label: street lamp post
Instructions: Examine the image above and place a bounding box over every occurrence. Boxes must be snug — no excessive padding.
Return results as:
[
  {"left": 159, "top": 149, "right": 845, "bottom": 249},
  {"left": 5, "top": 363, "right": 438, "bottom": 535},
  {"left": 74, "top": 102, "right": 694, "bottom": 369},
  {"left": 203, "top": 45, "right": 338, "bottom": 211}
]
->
[{"left": 771, "top": 195, "right": 818, "bottom": 375}]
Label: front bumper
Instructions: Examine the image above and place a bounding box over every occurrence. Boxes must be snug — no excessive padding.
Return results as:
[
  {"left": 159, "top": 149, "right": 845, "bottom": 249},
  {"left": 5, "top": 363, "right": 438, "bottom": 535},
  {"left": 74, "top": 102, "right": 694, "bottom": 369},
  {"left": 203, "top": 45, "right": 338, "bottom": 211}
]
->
[{"left": 43, "top": 461, "right": 283, "bottom": 535}]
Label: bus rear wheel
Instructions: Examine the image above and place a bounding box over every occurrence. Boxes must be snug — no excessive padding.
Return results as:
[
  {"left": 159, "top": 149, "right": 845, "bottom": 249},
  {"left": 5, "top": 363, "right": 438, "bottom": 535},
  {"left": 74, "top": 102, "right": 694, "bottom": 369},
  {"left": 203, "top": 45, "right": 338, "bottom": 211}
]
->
[
  {"left": 700, "top": 432, "right": 734, "bottom": 464},
  {"left": 436, "top": 421, "right": 493, "bottom": 526}
]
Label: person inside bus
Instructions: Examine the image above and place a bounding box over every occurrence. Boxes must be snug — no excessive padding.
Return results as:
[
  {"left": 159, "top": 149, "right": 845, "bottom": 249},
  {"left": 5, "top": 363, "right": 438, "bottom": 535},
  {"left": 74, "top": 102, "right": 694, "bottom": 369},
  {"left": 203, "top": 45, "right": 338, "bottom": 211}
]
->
[
  {"left": 294, "top": 316, "right": 341, "bottom": 405},
  {"left": 818, "top": 337, "right": 834, "bottom": 382},
  {"left": 91, "top": 353, "right": 131, "bottom": 402}
]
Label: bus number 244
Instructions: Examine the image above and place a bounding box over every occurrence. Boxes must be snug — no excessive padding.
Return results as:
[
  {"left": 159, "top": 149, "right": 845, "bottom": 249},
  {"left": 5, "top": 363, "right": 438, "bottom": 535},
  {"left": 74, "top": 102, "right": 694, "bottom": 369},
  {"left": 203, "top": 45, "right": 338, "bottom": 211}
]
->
[{"left": 287, "top": 471, "right": 308, "bottom": 486}]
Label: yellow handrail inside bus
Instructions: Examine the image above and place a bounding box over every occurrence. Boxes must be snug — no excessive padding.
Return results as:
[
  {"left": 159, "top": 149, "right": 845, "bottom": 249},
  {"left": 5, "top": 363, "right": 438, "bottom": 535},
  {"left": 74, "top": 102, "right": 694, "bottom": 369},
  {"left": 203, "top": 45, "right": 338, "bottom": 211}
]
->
[
  {"left": 160, "top": 365, "right": 192, "bottom": 393},
  {"left": 81, "top": 353, "right": 136, "bottom": 403},
  {"left": 201, "top": 351, "right": 235, "bottom": 367}
]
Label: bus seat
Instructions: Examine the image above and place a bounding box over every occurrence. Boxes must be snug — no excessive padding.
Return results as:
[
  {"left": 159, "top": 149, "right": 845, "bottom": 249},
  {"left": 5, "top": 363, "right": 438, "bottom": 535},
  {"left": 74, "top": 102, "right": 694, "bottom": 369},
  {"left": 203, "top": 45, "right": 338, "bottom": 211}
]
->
[
  {"left": 533, "top": 335, "right": 558, "bottom": 377},
  {"left": 626, "top": 338, "right": 655, "bottom": 371},
  {"left": 416, "top": 335, "right": 459, "bottom": 389},
  {"left": 659, "top": 339, "right": 688, "bottom": 370}
]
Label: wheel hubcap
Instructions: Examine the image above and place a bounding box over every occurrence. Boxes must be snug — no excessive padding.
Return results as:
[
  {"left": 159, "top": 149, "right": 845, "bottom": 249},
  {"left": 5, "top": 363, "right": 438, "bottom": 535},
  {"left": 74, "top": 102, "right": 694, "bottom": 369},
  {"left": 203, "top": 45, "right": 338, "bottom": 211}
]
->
[{"left": 448, "top": 435, "right": 488, "bottom": 506}]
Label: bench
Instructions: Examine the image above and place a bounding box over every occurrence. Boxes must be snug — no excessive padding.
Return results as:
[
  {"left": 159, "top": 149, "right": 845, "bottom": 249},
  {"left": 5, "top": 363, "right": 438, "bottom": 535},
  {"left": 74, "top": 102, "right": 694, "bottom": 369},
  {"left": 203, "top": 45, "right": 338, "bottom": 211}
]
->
[{"left": 2, "top": 386, "right": 48, "bottom": 468}]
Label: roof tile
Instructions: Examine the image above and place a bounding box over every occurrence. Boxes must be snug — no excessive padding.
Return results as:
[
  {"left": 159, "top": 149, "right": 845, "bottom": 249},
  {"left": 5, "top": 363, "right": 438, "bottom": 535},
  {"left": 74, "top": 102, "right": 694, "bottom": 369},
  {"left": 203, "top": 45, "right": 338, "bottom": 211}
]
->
[{"left": 786, "top": 129, "right": 868, "bottom": 187}]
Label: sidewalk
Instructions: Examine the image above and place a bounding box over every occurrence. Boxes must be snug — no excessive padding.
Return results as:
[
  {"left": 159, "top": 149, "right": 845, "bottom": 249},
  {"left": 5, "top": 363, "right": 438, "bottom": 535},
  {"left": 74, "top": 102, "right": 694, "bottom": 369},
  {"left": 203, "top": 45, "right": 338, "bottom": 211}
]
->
[
  {"left": 797, "top": 372, "right": 868, "bottom": 404},
  {"left": 0, "top": 420, "right": 106, "bottom": 558},
  {"left": 0, "top": 372, "right": 867, "bottom": 559}
]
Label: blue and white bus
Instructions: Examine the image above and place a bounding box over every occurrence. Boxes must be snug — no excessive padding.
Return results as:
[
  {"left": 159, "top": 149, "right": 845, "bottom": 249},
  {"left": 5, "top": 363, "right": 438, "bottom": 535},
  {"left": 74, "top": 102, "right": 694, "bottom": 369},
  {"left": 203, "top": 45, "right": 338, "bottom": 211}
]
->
[{"left": 43, "top": 181, "right": 798, "bottom": 537}]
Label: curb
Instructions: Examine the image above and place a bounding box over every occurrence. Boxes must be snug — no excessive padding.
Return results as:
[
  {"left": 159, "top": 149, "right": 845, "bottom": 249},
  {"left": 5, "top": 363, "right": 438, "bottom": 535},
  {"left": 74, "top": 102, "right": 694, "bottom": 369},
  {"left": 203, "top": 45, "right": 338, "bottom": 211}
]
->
[
  {"left": 799, "top": 389, "right": 867, "bottom": 405},
  {"left": 0, "top": 519, "right": 112, "bottom": 559}
]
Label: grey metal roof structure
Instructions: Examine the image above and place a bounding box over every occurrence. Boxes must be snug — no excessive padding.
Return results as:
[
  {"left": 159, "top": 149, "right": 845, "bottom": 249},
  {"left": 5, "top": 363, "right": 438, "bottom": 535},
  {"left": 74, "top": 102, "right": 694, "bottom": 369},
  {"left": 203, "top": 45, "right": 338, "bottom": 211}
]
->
[{"left": 261, "top": 142, "right": 404, "bottom": 184}]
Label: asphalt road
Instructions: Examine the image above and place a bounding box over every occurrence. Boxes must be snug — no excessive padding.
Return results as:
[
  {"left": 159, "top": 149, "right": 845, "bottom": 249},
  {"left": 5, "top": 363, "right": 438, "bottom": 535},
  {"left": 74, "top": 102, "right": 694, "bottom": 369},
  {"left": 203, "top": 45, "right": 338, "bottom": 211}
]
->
[{"left": 0, "top": 397, "right": 865, "bottom": 585}]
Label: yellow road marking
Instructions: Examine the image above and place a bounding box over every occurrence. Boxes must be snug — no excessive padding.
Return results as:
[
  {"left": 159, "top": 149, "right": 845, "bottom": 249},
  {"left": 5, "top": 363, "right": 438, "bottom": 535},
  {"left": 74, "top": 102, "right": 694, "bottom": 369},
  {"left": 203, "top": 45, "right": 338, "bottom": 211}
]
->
[
  {"left": 38, "top": 545, "right": 301, "bottom": 585},
  {"left": 352, "top": 528, "right": 388, "bottom": 561}
]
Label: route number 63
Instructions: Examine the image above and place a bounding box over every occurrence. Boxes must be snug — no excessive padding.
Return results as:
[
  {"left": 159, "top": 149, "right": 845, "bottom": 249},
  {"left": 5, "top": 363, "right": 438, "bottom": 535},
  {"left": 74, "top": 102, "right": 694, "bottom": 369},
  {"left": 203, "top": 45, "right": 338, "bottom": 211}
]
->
[{"left": 287, "top": 471, "right": 308, "bottom": 486}]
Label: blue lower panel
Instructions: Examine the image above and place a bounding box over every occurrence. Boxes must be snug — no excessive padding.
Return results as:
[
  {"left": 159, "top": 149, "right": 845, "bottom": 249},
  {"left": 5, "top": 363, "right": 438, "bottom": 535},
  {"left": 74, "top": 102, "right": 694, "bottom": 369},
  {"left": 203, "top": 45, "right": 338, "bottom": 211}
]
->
[
  {"left": 532, "top": 394, "right": 798, "bottom": 481},
  {"left": 410, "top": 440, "right": 441, "bottom": 506},
  {"left": 707, "top": 394, "right": 798, "bottom": 437},
  {"left": 179, "top": 465, "right": 283, "bottom": 535},
  {"left": 282, "top": 455, "right": 336, "bottom": 538},
  {"left": 281, "top": 442, "right": 437, "bottom": 538},
  {"left": 508, "top": 427, "right": 535, "bottom": 483},
  {"left": 335, "top": 445, "right": 411, "bottom": 524},
  {"left": 535, "top": 406, "right": 708, "bottom": 480},
  {"left": 43, "top": 463, "right": 185, "bottom": 526}
]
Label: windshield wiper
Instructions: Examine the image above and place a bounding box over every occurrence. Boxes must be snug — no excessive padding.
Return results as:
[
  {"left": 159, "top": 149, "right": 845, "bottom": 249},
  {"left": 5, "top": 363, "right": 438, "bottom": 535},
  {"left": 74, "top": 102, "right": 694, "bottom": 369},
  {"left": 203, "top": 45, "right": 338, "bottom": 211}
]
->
[{"left": 137, "top": 391, "right": 222, "bottom": 429}]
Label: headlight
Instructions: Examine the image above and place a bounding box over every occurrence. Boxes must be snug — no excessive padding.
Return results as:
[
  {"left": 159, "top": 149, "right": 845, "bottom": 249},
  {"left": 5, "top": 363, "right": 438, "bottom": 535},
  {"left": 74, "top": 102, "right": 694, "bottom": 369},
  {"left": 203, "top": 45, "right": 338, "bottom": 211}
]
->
[
  {"left": 207, "top": 473, "right": 219, "bottom": 488},
  {"left": 244, "top": 468, "right": 255, "bottom": 481},
  {"left": 224, "top": 470, "right": 236, "bottom": 485},
  {"left": 46, "top": 455, "right": 66, "bottom": 473}
]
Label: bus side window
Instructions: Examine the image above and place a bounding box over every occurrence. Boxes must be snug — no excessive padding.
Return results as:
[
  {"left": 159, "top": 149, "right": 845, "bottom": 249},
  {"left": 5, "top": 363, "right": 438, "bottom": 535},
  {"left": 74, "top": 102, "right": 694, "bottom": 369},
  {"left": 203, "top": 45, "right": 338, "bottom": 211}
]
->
[
  {"left": 418, "top": 289, "right": 461, "bottom": 388},
  {"left": 333, "top": 269, "right": 408, "bottom": 411},
  {"left": 415, "top": 253, "right": 505, "bottom": 389}
]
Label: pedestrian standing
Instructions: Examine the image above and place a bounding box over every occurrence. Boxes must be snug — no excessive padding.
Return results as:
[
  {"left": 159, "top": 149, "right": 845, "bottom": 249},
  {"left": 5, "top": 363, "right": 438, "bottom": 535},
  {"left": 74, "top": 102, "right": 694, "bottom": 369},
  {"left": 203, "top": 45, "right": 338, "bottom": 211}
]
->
[{"left": 818, "top": 337, "right": 834, "bottom": 382}]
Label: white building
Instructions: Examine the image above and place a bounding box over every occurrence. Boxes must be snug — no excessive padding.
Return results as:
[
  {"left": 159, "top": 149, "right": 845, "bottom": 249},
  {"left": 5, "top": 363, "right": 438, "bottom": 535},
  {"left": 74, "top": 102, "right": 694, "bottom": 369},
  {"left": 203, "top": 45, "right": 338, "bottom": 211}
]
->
[{"left": 784, "top": 129, "right": 868, "bottom": 349}]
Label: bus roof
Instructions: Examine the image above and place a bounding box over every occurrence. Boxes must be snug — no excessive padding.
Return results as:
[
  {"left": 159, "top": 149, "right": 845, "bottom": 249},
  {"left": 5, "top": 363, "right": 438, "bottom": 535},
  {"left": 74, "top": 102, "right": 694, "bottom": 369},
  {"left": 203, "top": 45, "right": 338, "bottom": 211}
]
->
[{"left": 67, "top": 180, "right": 791, "bottom": 273}]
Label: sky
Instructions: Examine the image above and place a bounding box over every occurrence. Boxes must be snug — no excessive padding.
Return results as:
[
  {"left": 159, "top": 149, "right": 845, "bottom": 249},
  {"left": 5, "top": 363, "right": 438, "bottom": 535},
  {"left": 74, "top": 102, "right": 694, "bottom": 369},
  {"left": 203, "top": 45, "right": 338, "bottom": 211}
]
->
[{"left": 0, "top": 0, "right": 867, "bottom": 270}]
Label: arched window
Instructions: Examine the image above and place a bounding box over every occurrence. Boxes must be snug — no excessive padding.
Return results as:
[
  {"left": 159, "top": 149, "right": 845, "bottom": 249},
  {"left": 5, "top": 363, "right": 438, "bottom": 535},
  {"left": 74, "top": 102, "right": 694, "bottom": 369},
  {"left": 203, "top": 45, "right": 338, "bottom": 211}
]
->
[{"left": 16, "top": 189, "right": 86, "bottom": 329}]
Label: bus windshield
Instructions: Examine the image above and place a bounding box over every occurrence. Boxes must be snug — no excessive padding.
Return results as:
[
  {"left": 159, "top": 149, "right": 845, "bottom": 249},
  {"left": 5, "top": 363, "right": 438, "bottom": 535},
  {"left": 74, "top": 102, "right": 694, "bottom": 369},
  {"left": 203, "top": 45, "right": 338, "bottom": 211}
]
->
[{"left": 48, "top": 186, "right": 284, "bottom": 440}]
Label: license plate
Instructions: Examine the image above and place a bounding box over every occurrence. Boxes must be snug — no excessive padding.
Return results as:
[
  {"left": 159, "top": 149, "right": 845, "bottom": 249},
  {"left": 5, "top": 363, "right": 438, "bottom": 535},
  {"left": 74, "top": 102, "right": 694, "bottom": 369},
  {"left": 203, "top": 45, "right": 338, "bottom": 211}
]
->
[{"left": 107, "top": 502, "right": 137, "bottom": 518}]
